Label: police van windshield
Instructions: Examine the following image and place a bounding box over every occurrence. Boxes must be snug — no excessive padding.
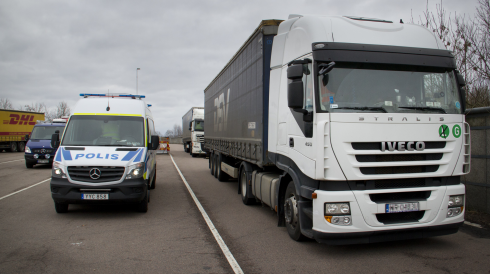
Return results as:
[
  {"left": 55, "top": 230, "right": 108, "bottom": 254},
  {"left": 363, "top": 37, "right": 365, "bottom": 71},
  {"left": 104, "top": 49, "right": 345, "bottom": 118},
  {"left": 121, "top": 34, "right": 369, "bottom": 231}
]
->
[
  {"left": 31, "top": 126, "right": 65, "bottom": 140},
  {"left": 61, "top": 116, "right": 144, "bottom": 147},
  {"left": 317, "top": 63, "right": 463, "bottom": 114}
]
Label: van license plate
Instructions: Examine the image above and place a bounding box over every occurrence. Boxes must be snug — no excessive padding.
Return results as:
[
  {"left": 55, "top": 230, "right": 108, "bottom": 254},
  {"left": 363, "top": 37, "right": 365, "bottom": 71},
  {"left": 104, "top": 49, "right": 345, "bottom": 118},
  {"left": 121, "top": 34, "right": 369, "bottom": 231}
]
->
[
  {"left": 385, "top": 202, "right": 419, "bottom": 213},
  {"left": 81, "top": 194, "right": 109, "bottom": 200},
  {"left": 37, "top": 159, "right": 49, "bottom": 163}
]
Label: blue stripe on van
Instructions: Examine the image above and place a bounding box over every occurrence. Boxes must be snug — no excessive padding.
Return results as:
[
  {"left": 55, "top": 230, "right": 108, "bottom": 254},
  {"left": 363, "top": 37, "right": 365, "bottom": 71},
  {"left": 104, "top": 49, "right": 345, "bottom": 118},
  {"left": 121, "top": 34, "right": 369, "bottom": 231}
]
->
[
  {"left": 62, "top": 148, "right": 72, "bottom": 160},
  {"left": 55, "top": 150, "right": 62, "bottom": 162},
  {"left": 121, "top": 150, "right": 138, "bottom": 161}
]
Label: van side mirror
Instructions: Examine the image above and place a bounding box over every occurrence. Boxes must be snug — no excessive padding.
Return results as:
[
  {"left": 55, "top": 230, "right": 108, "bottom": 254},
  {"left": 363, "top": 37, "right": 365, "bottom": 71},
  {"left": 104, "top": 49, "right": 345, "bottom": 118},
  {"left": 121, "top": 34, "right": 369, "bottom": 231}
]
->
[
  {"left": 51, "top": 130, "right": 60, "bottom": 148},
  {"left": 189, "top": 121, "right": 192, "bottom": 130},
  {"left": 287, "top": 64, "right": 304, "bottom": 110},
  {"left": 149, "top": 135, "right": 160, "bottom": 150},
  {"left": 25, "top": 134, "right": 29, "bottom": 142}
]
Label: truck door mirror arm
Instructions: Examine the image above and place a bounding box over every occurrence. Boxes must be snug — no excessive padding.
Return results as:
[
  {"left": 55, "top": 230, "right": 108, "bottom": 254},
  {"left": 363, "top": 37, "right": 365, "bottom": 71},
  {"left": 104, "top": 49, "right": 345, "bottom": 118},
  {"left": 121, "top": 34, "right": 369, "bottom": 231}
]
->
[
  {"left": 456, "top": 71, "right": 466, "bottom": 111},
  {"left": 189, "top": 121, "right": 192, "bottom": 130},
  {"left": 287, "top": 64, "right": 313, "bottom": 122},
  {"left": 51, "top": 130, "right": 60, "bottom": 148}
]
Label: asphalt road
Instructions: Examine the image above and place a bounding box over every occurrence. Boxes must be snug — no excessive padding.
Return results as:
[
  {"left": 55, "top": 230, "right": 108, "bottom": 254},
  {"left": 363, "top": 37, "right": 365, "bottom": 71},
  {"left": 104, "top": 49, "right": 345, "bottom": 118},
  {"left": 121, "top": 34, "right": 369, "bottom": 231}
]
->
[{"left": 1, "top": 146, "right": 490, "bottom": 274}]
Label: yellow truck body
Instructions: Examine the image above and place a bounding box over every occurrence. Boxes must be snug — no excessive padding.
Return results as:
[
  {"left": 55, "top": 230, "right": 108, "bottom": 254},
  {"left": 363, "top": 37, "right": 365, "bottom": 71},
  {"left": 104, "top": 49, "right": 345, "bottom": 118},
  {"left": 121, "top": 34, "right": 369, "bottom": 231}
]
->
[{"left": 0, "top": 109, "right": 45, "bottom": 150}]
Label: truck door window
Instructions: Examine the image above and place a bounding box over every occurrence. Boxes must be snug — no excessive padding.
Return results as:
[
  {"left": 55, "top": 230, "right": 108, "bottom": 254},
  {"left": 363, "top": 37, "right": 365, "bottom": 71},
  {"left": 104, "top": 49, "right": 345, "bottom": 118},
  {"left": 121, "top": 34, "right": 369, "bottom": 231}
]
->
[{"left": 303, "top": 63, "right": 314, "bottom": 112}]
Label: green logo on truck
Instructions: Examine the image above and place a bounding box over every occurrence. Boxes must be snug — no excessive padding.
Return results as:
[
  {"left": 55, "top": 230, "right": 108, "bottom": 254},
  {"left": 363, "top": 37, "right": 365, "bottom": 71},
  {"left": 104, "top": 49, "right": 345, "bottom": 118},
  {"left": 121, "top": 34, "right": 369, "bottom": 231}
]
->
[
  {"left": 452, "top": 125, "right": 462, "bottom": 138},
  {"left": 439, "top": 124, "right": 449, "bottom": 139}
]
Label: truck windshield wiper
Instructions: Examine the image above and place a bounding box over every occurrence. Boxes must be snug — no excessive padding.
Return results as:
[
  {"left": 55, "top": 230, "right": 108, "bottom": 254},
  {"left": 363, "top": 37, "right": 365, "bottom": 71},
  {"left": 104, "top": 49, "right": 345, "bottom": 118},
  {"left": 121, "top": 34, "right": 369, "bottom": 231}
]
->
[
  {"left": 335, "top": 106, "right": 388, "bottom": 113},
  {"left": 398, "top": 106, "right": 447, "bottom": 114}
]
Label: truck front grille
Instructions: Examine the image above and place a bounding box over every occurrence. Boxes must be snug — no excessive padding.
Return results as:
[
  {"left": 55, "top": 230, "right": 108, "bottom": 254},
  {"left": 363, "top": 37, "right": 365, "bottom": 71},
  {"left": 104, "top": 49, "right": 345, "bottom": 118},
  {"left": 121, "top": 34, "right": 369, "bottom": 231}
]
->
[
  {"left": 352, "top": 141, "right": 446, "bottom": 150},
  {"left": 196, "top": 135, "right": 204, "bottom": 142},
  {"left": 67, "top": 166, "right": 125, "bottom": 183},
  {"left": 369, "top": 191, "right": 431, "bottom": 202},
  {"left": 360, "top": 165, "right": 439, "bottom": 175},
  {"left": 373, "top": 178, "right": 427, "bottom": 189},
  {"left": 356, "top": 153, "right": 443, "bottom": 162},
  {"left": 376, "top": 211, "right": 425, "bottom": 224}
]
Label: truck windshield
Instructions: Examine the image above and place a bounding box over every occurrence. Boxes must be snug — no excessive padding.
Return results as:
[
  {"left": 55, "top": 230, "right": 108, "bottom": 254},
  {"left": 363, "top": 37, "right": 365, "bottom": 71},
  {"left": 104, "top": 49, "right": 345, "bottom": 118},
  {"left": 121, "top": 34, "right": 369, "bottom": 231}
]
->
[
  {"left": 31, "top": 126, "right": 65, "bottom": 140},
  {"left": 194, "top": 120, "right": 204, "bottom": 131},
  {"left": 61, "top": 115, "right": 144, "bottom": 147},
  {"left": 317, "top": 63, "right": 462, "bottom": 114}
]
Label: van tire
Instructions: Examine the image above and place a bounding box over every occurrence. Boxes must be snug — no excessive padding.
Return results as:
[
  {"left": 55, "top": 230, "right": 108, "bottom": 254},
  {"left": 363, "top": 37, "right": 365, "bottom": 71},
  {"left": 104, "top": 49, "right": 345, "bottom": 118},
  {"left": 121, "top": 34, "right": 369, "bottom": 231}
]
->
[
  {"left": 26, "top": 161, "right": 34, "bottom": 168},
  {"left": 136, "top": 190, "right": 149, "bottom": 213},
  {"left": 150, "top": 170, "right": 156, "bottom": 189},
  {"left": 284, "top": 181, "right": 307, "bottom": 241},
  {"left": 54, "top": 202, "right": 68, "bottom": 213}
]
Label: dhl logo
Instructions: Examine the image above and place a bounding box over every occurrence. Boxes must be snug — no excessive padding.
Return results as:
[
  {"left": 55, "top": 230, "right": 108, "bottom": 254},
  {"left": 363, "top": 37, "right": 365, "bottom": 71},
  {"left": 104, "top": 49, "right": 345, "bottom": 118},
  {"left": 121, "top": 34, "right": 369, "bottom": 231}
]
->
[{"left": 3, "top": 114, "right": 36, "bottom": 125}]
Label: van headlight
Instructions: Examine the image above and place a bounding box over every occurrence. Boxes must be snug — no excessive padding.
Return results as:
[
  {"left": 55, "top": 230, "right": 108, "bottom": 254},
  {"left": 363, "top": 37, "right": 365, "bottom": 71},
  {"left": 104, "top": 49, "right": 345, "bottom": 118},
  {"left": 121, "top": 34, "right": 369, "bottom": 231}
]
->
[
  {"left": 52, "top": 162, "right": 67, "bottom": 178},
  {"left": 126, "top": 162, "right": 144, "bottom": 179},
  {"left": 25, "top": 146, "right": 31, "bottom": 153}
]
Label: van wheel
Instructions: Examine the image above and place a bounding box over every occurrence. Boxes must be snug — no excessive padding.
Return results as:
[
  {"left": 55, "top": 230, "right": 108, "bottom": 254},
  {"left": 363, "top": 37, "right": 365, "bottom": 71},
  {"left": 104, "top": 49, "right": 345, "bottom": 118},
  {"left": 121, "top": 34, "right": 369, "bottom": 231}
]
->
[
  {"left": 136, "top": 190, "right": 149, "bottom": 213},
  {"left": 54, "top": 202, "right": 69, "bottom": 213},
  {"left": 150, "top": 170, "right": 156, "bottom": 189},
  {"left": 26, "top": 161, "right": 34, "bottom": 168},
  {"left": 9, "top": 142, "right": 18, "bottom": 152},
  {"left": 240, "top": 167, "right": 254, "bottom": 205},
  {"left": 284, "top": 181, "right": 307, "bottom": 241}
]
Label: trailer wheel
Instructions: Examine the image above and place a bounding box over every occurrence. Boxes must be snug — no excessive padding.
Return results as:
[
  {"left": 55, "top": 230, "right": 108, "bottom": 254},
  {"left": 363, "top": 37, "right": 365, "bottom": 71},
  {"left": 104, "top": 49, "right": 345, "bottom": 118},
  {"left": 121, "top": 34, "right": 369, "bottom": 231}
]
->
[
  {"left": 216, "top": 153, "right": 229, "bottom": 182},
  {"left": 213, "top": 154, "right": 219, "bottom": 178},
  {"left": 284, "top": 181, "right": 307, "bottom": 241},
  {"left": 210, "top": 152, "right": 215, "bottom": 175},
  {"left": 18, "top": 142, "right": 25, "bottom": 152},
  {"left": 8, "top": 142, "right": 18, "bottom": 152},
  {"left": 240, "top": 167, "right": 255, "bottom": 205},
  {"left": 54, "top": 202, "right": 69, "bottom": 213},
  {"left": 183, "top": 144, "right": 187, "bottom": 153},
  {"left": 208, "top": 153, "right": 212, "bottom": 169}
]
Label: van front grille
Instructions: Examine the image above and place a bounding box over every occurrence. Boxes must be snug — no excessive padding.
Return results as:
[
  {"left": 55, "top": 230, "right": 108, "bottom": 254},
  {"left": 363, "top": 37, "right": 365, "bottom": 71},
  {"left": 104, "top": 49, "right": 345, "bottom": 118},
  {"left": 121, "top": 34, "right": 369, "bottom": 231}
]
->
[{"left": 67, "top": 166, "right": 125, "bottom": 183}]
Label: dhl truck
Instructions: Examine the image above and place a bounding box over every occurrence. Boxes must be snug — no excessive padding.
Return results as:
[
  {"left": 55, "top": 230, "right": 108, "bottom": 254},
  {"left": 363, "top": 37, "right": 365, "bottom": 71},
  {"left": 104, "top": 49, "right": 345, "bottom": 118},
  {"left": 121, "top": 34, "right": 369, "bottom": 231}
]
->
[
  {"left": 0, "top": 109, "right": 45, "bottom": 152},
  {"left": 204, "top": 16, "right": 469, "bottom": 244}
]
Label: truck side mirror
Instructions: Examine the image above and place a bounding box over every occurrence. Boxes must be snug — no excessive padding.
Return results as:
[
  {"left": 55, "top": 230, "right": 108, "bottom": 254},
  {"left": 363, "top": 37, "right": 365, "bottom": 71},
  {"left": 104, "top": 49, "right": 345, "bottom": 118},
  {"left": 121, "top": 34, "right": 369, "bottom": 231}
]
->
[
  {"left": 189, "top": 121, "right": 192, "bottom": 130},
  {"left": 25, "top": 134, "right": 29, "bottom": 142},
  {"left": 287, "top": 64, "right": 304, "bottom": 110},
  {"left": 51, "top": 130, "right": 60, "bottom": 148},
  {"left": 149, "top": 135, "right": 160, "bottom": 150}
]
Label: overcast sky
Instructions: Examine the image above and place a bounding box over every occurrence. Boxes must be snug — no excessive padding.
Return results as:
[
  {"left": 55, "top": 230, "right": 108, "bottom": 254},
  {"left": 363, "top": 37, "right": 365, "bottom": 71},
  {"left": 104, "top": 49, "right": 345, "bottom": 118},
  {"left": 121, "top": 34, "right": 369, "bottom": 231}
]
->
[{"left": 0, "top": 0, "right": 480, "bottom": 134}]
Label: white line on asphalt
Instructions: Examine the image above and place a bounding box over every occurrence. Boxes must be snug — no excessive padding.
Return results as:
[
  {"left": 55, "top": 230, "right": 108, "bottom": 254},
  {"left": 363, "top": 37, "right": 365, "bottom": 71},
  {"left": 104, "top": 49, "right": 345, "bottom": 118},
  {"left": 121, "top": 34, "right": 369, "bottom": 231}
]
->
[
  {"left": 170, "top": 154, "right": 244, "bottom": 274},
  {"left": 464, "top": 221, "right": 483, "bottom": 228},
  {"left": 0, "top": 159, "right": 24, "bottom": 164},
  {"left": 0, "top": 178, "right": 50, "bottom": 201}
]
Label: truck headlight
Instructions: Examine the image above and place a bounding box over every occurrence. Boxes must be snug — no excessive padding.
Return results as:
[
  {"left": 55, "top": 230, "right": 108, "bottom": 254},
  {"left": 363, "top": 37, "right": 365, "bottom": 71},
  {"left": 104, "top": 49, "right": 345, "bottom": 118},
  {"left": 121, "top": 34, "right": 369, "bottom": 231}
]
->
[
  {"left": 447, "top": 195, "right": 464, "bottom": 218},
  {"left": 52, "top": 162, "right": 67, "bottom": 178},
  {"left": 126, "top": 162, "right": 144, "bottom": 179},
  {"left": 325, "top": 203, "right": 352, "bottom": 226},
  {"left": 25, "top": 146, "right": 31, "bottom": 153}
]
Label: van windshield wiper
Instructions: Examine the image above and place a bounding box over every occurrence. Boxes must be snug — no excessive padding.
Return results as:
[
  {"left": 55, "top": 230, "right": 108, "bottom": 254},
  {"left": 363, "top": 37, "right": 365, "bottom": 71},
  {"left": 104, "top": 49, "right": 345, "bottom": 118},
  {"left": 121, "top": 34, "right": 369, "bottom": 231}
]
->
[
  {"left": 398, "top": 106, "right": 447, "bottom": 114},
  {"left": 334, "top": 106, "right": 388, "bottom": 113}
]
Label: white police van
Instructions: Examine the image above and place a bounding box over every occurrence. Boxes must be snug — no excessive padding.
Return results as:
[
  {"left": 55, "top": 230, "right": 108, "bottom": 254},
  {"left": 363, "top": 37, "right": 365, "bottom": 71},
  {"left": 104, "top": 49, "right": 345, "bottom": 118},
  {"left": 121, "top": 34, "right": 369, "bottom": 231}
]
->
[{"left": 50, "top": 94, "right": 159, "bottom": 213}]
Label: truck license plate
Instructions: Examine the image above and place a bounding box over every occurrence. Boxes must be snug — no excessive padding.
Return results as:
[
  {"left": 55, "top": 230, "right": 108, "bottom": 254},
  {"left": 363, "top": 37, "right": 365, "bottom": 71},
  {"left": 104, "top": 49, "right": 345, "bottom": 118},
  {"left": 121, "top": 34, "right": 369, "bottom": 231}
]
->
[
  {"left": 385, "top": 202, "right": 419, "bottom": 213},
  {"left": 81, "top": 194, "right": 109, "bottom": 200},
  {"left": 37, "top": 159, "right": 49, "bottom": 163}
]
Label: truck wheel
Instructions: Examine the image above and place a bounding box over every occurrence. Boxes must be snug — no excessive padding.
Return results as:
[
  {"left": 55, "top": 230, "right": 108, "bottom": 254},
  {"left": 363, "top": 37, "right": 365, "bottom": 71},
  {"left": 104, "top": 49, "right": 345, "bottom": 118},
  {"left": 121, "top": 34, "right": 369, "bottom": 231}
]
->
[
  {"left": 210, "top": 152, "right": 215, "bottom": 175},
  {"left": 9, "top": 142, "right": 18, "bottom": 152},
  {"left": 18, "top": 142, "right": 25, "bottom": 152},
  {"left": 217, "top": 154, "right": 229, "bottom": 182},
  {"left": 213, "top": 154, "right": 219, "bottom": 178},
  {"left": 208, "top": 154, "right": 212, "bottom": 169},
  {"left": 26, "top": 161, "right": 34, "bottom": 168},
  {"left": 150, "top": 169, "right": 156, "bottom": 189},
  {"left": 54, "top": 202, "right": 69, "bottom": 213},
  {"left": 184, "top": 144, "right": 187, "bottom": 153},
  {"left": 240, "top": 167, "right": 254, "bottom": 205},
  {"left": 136, "top": 190, "right": 149, "bottom": 213},
  {"left": 284, "top": 181, "right": 307, "bottom": 241}
]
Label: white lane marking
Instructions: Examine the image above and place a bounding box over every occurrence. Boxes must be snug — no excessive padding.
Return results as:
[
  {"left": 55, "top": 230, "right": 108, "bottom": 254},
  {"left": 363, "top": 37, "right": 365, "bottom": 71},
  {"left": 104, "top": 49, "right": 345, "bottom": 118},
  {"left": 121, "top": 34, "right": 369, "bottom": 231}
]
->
[
  {"left": 0, "top": 178, "right": 50, "bottom": 201},
  {"left": 464, "top": 221, "right": 483, "bottom": 228},
  {"left": 0, "top": 159, "right": 24, "bottom": 164},
  {"left": 170, "top": 154, "right": 244, "bottom": 274}
]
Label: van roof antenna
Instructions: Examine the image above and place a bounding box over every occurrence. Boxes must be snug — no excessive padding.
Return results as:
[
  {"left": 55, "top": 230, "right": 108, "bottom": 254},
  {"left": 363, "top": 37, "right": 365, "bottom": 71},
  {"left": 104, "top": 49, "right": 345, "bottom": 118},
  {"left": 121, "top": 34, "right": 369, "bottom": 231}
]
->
[{"left": 106, "top": 89, "right": 110, "bottom": 111}]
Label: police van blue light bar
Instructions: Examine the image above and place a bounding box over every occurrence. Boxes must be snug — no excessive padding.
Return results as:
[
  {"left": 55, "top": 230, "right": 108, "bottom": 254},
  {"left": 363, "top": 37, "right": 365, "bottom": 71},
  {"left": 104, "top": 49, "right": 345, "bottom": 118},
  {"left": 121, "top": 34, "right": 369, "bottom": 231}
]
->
[
  {"left": 147, "top": 104, "right": 152, "bottom": 107},
  {"left": 80, "top": 93, "right": 146, "bottom": 98}
]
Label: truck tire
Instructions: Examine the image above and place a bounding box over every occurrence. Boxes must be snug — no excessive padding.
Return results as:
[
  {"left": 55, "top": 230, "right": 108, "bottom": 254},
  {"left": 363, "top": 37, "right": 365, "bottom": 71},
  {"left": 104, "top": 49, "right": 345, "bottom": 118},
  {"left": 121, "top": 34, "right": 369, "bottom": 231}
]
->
[
  {"left": 26, "top": 161, "right": 34, "bottom": 168},
  {"left": 216, "top": 153, "right": 229, "bottom": 182},
  {"left": 213, "top": 154, "right": 219, "bottom": 178},
  {"left": 150, "top": 169, "right": 156, "bottom": 189},
  {"left": 240, "top": 167, "right": 255, "bottom": 205},
  {"left": 210, "top": 152, "right": 215, "bottom": 175},
  {"left": 54, "top": 202, "right": 69, "bottom": 213},
  {"left": 184, "top": 144, "right": 187, "bottom": 153},
  {"left": 136, "top": 190, "right": 149, "bottom": 213},
  {"left": 284, "top": 181, "right": 307, "bottom": 241},
  {"left": 8, "top": 142, "right": 18, "bottom": 152},
  {"left": 18, "top": 142, "right": 25, "bottom": 152}
]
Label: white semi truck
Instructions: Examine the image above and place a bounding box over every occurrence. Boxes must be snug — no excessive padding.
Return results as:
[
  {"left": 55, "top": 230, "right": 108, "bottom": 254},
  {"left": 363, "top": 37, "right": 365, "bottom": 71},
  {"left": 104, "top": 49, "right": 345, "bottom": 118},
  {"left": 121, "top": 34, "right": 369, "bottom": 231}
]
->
[
  {"left": 204, "top": 16, "right": 470, "bottom": 244},
  {"left": 182, "top": 107, "right": 206, "bottom": 157}
]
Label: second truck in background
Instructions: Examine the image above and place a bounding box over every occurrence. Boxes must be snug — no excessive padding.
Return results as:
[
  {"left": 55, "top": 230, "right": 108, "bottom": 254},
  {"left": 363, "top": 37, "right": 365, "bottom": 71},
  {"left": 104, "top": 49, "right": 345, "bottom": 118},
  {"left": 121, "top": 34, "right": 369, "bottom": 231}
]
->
[
  {"left": 0, "top": 109, "right": 45, "bottom": 152},
  {"left": 182, "top": 107, "right": 206, "bottom": 157}
]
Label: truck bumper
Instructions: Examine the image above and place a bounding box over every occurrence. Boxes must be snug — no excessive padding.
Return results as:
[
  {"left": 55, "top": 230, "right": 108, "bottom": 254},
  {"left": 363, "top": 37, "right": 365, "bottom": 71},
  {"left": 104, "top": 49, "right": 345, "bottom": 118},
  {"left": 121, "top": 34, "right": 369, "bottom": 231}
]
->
[
  {"left": 311, "top": 184, "right": 465, "bottom": 245},
  {"left": 191, "top": 142, "right": 206, "bottom": 154},
  {"left": 50, "top": 177, "right": 147, "bottom": 204}
]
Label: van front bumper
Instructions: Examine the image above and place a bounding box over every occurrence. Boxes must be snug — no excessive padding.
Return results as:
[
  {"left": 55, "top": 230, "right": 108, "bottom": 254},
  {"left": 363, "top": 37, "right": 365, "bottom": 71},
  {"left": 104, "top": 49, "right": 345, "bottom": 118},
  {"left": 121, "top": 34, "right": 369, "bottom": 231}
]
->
[{"left": 50, "top": 177, "right": 147, "bottom": 204}]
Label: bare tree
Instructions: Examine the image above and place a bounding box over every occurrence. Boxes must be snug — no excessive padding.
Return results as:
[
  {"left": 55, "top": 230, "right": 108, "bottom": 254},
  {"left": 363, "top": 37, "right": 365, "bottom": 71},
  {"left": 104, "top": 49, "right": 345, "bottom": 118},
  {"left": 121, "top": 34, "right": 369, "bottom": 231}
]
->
[
  {"left": 164, "top": 129, "right": 174, "bottom": 137},
  {"left": 23, "top": 102, "right": 47, "bottom": 113},
  {"left": 173, "top": 124, "right": 183, "bottom": 136},
  {"left": 54, "top": 101, "right": 71, "bottom": 117},
  {"left": 0, "top": 98, "right": 14, "bottom": 109}
]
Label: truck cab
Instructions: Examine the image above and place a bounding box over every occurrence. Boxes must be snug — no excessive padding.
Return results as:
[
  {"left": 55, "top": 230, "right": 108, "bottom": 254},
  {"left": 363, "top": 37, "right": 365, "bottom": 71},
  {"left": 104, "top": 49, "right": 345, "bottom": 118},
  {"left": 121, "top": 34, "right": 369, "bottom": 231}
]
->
[
  {"left": 24, "top": 120, "right": 66, "bottom": 168},
  {"left": 50, "top": 94, "right": 160, "bottom": 213},
  {"left": 182, "top": 107, "right": 206, "bottom": 157}
]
